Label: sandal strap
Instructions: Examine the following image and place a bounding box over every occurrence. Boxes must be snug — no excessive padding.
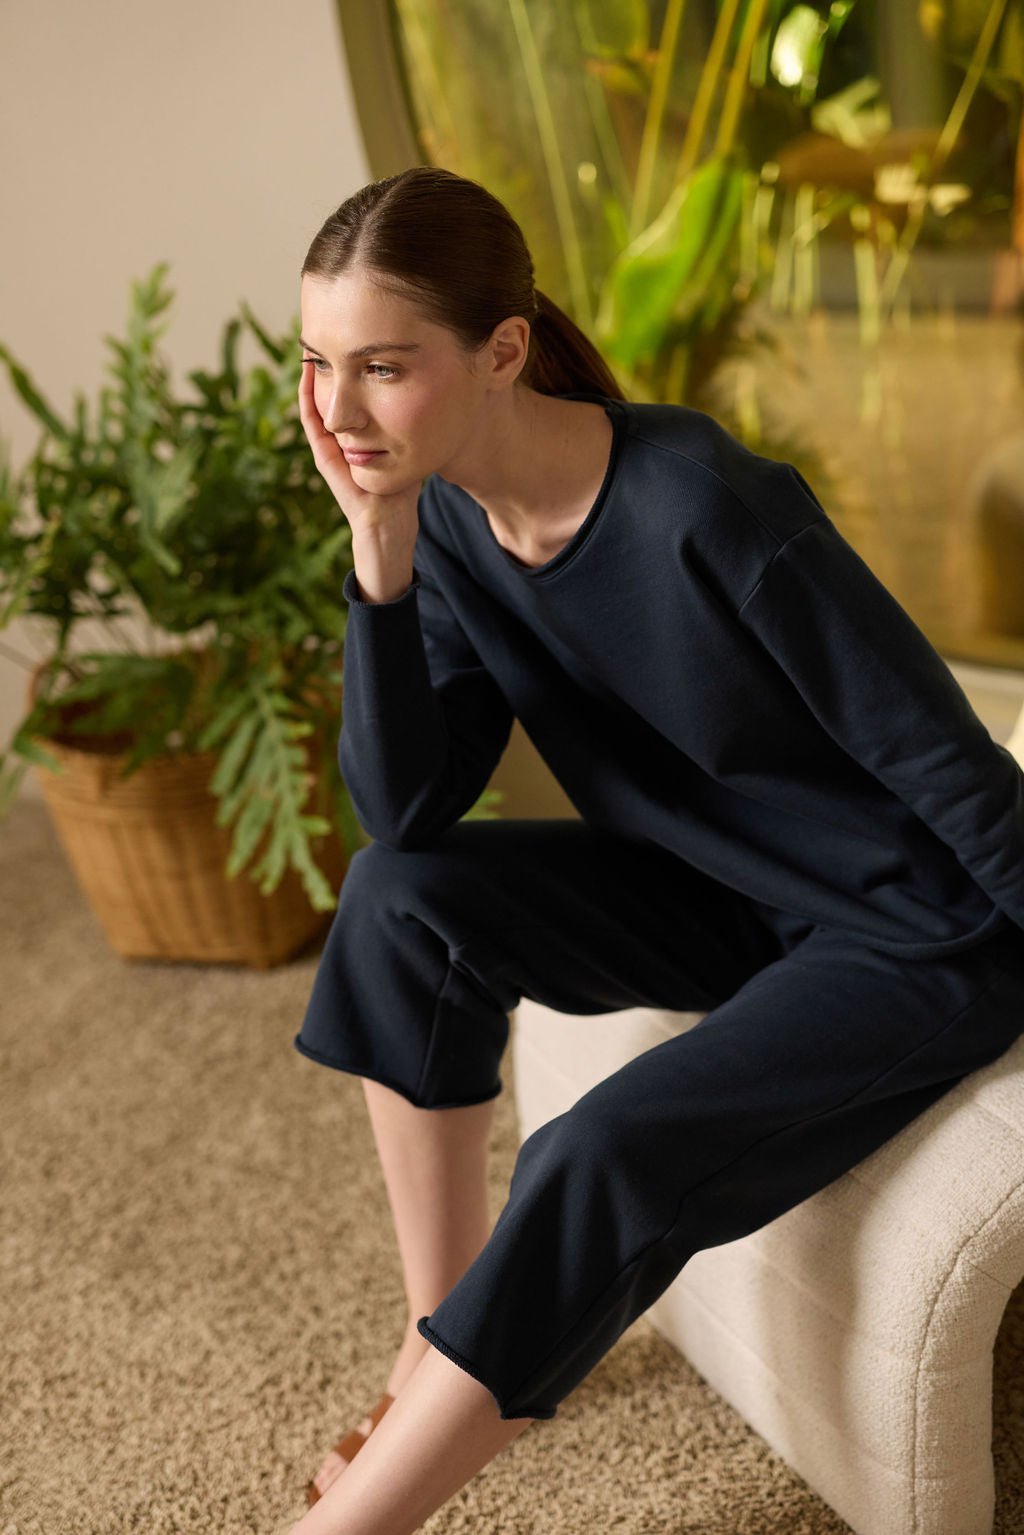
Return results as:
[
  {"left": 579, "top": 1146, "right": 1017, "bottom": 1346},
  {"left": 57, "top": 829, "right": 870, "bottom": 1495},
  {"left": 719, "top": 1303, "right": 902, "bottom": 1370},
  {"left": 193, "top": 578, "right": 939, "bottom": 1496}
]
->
[
  {"left": 308, "top": 1390, "right": 398, "bottom": 1506},
  {"left": 330, "top": 1392, "right": 396, "bottom": 1462}
]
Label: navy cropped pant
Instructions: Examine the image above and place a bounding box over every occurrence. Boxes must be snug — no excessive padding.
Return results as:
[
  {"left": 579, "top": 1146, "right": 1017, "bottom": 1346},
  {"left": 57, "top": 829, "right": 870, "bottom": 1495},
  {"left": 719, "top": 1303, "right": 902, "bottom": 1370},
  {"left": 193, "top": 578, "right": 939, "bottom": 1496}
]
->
[{"left": 293, "top": 818, "right": 1024, "bottom": 1421}]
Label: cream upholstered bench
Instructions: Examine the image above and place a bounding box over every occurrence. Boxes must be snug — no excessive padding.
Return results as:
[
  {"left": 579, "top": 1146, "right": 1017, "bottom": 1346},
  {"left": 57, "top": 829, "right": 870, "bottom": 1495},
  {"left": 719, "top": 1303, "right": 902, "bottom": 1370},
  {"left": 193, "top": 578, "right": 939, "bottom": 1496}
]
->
[{"left": 510, "top": 705, "right": 1024, "bottom": 1535}]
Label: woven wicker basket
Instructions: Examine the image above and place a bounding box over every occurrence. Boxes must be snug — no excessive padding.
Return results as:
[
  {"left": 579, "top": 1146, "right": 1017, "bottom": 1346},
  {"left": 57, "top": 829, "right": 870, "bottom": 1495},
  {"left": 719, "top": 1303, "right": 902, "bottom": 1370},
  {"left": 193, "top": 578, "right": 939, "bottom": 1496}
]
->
[{"left": 26, "top": 657, "right": 348, "bottom": 968}]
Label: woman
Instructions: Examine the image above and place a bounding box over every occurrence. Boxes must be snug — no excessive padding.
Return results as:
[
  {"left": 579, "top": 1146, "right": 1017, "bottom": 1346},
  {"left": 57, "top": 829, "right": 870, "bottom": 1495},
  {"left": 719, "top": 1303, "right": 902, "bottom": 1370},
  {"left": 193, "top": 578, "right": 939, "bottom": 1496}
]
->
[{"left": 287, "top": 165, "right": 1024, "bottom": 1535}]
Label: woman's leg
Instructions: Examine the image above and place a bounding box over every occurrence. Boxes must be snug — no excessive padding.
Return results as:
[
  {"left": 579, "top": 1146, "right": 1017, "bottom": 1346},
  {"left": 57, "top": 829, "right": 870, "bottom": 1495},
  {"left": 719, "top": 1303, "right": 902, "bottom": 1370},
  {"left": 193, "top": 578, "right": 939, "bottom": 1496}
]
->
[
  {"left": 418, "top": 918, "right": 1024, "bottom": 1422},
  {"left": 294, "top": 816, "right": 778, "bottom": 1114},
  {"left": 310, "top": 1083, "right": 497, "bottom": 1498},
  {"left": 290, "top": 1344, "right": 533, "bottom": 1535},
  {"left": 293, "top": 815, "right": 1023, "bottom": 1525},
  {"left": 365, "top": 1080, "right": 497, "bottom": 1386},
  {"left": 291, "top": 857, "right": 1022, "bottom": 1534},
  {"left": 294, "top": 817, "right": 774, "bottom": 1517}
]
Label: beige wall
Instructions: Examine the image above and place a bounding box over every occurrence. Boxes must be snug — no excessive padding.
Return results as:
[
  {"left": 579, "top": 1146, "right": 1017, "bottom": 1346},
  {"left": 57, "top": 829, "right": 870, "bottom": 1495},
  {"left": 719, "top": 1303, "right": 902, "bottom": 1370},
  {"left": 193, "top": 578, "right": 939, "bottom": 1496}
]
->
[
  {"left": 0, "top": 1, "right": 369, "bottom": 472},
  {"left": 0, "top": 0, "right": 570, "bottom": 817},
  {"left": 0, "top": 1, "right": 364, "bottom": 803}
]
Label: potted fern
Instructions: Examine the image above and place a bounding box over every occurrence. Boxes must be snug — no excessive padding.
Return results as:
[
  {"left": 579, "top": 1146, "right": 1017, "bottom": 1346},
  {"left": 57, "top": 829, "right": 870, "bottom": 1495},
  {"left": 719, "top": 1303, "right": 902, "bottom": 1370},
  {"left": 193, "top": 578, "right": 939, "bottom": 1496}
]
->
[{"left": 0, "top": 263, "right": 499, "bottom": 967}]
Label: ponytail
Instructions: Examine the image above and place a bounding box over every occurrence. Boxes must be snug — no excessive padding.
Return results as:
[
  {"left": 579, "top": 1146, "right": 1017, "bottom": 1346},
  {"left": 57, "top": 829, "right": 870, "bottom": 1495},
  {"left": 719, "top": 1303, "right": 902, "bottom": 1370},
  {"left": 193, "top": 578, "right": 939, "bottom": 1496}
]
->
[{"left": 526, "top": 290, "right": 627, "bottom": 400}]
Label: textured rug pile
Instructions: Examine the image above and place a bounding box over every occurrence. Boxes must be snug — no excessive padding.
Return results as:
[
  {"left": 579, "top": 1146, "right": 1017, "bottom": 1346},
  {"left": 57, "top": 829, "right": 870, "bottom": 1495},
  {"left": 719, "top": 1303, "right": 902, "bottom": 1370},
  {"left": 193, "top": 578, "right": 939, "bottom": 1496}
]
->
[{"left": 3, "top": 796, "right": 1023, "bottom": 1533}]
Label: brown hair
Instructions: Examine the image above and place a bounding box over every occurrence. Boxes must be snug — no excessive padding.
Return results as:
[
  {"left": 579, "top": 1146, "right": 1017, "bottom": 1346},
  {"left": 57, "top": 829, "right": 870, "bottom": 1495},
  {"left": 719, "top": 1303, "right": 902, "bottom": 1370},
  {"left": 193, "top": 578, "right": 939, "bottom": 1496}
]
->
[{"left": 301, "top": 165, "right": 626, "bottom": 402}]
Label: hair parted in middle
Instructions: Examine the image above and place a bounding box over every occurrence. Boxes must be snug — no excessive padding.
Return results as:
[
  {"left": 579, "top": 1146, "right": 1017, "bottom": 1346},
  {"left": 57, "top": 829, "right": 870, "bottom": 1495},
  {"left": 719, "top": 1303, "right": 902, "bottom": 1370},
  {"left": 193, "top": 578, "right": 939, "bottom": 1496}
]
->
[{"left": 302, "top": 165, "right": 625, "bottom": 401}]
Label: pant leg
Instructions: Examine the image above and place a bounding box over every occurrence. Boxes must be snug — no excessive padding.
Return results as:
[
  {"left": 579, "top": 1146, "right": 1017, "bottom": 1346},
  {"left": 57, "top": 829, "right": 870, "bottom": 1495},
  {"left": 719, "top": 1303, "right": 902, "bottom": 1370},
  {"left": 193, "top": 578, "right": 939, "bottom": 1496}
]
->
[
  {"left": 294, "top": 817, "right": 788, "bottom": 1110},
  {"left": 294, "top": 816, "right": 1024, "bottom": 1422},
  {"left": 417, "top": 918, "right": 1024, "bottom": 1420}
]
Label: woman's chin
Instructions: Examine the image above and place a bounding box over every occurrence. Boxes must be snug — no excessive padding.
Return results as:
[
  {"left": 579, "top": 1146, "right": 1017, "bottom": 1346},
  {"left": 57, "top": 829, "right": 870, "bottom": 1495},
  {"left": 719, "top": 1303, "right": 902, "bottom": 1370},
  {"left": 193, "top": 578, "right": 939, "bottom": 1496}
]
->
[
  {"left": 373, "top": 467, "right": 432, "bottom": 497},
  {"left": 347, "top": 460, "right": 396, "bottom": 488}
]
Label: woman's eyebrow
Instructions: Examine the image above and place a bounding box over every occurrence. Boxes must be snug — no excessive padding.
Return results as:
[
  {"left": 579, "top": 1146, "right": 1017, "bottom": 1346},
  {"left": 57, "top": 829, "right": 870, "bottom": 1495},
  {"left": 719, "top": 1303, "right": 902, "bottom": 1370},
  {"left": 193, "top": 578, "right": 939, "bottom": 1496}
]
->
[{"left": 298, "top": 338, "right": 423, "bottom": 358}]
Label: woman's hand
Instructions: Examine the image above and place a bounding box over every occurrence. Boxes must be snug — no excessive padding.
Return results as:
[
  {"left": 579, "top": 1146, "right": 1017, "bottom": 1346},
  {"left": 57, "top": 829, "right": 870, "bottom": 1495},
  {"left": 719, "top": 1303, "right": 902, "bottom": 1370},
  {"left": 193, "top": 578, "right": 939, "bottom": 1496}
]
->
[
  {"left": 297, "top": 360, "right": 422, "bottom": 541},
  {"left": 298, "top": 360, "right": 421, "bottom": 603}
]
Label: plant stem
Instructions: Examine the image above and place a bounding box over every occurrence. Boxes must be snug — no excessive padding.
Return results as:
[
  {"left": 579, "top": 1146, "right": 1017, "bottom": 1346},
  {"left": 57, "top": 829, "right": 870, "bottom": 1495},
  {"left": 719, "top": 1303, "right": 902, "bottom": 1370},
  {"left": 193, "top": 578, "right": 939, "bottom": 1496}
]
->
[
  {"left": 714, "top": 0, "right": 770, "bottom": 159},
  {"left": 675, "top": 0, "right": 742, "bottom": 184},
  {"left": 572, "top": 2, "right": 631, "bottom": 213},
  {"left": 506, "top": 0, "right": 592, "bottom": 327},
  {"left": 932, "top": 0, "right": 1009, "bottom": 177},
  {"left": 879, "top": 0, "right": 1009, "bottom": 317},
  {"left": 394, "top": 0, "right": 460, "bottom": 159},
  {"left": 631, "top": 0, "right": 689, "bottom": 238}
]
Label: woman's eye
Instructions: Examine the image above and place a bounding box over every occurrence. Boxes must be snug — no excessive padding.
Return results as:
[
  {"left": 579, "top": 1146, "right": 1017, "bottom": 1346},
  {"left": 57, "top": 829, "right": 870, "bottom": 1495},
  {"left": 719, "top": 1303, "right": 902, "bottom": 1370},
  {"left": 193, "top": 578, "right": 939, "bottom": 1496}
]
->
[
  {"left": 302, "top": 356, "right": 399, "bottom": 377},
  {"left": 302, "top": 358, "right": 398, "bottom": 380}
]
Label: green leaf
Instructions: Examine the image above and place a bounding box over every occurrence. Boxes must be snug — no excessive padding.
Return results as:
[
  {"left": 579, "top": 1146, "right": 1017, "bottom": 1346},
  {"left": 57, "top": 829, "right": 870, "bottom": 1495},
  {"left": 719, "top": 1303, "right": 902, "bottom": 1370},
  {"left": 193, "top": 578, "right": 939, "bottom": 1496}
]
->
[
  {"left": 0, "top": 344, "right": 71, "bottom": 441},
  {"left": 298, "top": 814, "right": 333, "bottom": 836},
  {"left": 217, "top": 719, "right": 275, "bottom": 823},
  {"left": 239, "top": 302, "right": 287, "bottom": 364},
  {"left": 574, "top": 0, "right": 650, "bottom": 58},
  {"left": 0, "top": 503, "right": 62, "bottom": 628},
  {"left": 595, "top": 157, "right": 744, "bottom": 368},
  {"left": 0, "top": 753, "right": 29, "bottom": 816},
  {"left": 220, "top": 316, "right": 242, "bottom": 394},
  {"left": 462, "top": 786, "right": 506, "bottom": 820},
  {"left": 5, "top": 727, "right": 64, "bottom": 772},
  {"left": 225, "top": 788, "right": 274, "bottom": 877},
  {"left": 195, "top": 688, "right": 253, "bottom": 752},
  {"left": 208, "top": 707, "right": 262, "bottom": 797}
]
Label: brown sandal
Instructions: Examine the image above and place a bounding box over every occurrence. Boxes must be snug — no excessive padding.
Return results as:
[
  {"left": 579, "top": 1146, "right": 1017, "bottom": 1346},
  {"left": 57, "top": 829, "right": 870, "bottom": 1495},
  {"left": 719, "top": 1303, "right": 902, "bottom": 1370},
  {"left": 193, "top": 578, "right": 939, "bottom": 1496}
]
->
[{"left": 306, "top": 1391, "right": 396, "bottom": 1507}]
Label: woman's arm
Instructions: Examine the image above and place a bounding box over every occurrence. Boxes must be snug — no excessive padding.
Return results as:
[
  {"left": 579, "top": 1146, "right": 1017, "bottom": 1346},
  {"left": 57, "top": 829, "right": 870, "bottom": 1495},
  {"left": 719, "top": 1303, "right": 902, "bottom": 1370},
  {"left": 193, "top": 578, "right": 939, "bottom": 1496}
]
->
[
  {"left": 296, "top": 357, "right": 513, "bottom": 849},
  {"left": 338, "top": 543, "right": 514, "bottom": 850},
  {"left": 736, "top": 472, "right": 1024, "bottom": 937}
]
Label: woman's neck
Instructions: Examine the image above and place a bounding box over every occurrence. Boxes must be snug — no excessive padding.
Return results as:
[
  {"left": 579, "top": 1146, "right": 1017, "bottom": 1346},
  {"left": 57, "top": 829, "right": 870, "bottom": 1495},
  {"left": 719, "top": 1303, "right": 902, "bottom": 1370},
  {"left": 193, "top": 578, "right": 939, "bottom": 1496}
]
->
[{"left": 442, "top": 386, "right": 614, "bottom": 554}]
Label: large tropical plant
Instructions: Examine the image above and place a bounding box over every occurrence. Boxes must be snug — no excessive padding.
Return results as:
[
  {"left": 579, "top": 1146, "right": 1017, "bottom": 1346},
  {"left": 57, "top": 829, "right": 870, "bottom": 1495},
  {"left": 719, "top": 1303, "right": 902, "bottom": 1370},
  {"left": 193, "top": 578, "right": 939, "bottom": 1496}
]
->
[{"left": 383, "top": 0, "right": 1021, "bottom": 449}]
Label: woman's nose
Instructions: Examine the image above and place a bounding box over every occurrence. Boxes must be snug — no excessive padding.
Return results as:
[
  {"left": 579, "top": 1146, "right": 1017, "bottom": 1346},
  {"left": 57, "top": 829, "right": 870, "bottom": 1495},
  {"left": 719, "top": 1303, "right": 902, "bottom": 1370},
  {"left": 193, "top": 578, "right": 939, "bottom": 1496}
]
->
[{"left": 320, "top": 385, "right": 368, "bottom": 436}]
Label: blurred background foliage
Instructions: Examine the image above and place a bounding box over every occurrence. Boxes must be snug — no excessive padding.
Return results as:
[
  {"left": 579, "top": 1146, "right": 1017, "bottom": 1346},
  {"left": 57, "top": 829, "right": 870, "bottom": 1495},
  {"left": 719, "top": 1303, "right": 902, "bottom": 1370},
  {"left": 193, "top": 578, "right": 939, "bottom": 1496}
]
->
[{"left": 379, "top": 0, "right": 1023, "bottom": 498}]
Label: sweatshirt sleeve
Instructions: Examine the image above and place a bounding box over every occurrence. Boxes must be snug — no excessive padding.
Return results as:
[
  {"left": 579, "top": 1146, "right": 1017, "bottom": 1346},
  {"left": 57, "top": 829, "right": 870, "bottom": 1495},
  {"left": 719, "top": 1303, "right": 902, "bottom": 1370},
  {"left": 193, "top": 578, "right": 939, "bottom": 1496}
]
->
[
  {"left": 736, "top": 473, "right": 1024, "bottom": 936},
  {"left": 337, "top": 562, "right": 514, "bottom": 851}
]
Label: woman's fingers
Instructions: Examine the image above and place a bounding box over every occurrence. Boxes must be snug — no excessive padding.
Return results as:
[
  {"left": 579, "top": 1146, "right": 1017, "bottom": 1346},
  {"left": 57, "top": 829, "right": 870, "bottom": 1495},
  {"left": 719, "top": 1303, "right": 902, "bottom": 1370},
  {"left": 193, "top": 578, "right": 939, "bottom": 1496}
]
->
[
  {"left": 297, "top": 359, "right": 338, "bottom": 461},
  {"left": 296, "top": 361, "right": 424, "bottom": 539},
  {"left": 298, "top": 360, "right": 356, "bottom": 512}
]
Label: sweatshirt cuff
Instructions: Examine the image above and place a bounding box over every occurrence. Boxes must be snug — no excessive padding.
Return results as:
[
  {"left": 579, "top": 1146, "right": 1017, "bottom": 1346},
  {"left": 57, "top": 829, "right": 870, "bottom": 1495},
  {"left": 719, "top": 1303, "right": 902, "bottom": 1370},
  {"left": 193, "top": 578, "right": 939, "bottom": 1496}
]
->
[{"left": 343, "top": 566, "right": 422, "bottom": 609}]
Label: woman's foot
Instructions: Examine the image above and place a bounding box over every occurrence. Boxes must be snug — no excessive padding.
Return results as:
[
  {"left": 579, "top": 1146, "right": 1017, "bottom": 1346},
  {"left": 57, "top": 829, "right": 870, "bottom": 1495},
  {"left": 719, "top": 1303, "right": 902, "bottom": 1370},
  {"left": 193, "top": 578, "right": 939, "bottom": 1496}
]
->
[{"left": 309, "top": 1326, "right": 432, "bottom": 1500}]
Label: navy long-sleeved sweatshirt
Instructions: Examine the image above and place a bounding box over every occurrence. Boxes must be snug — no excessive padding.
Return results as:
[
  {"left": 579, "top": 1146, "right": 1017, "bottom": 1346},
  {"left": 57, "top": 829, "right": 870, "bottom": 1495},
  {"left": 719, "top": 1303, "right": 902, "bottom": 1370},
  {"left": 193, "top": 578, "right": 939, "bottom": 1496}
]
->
[{"left": 336, "top": 390, "right": 1024, "bottom": 960}]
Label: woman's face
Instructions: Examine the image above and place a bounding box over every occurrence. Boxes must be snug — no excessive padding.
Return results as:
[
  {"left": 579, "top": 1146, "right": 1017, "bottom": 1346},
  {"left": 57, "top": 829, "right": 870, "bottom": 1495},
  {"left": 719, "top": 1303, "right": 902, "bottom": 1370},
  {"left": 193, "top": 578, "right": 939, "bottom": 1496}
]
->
[{"left": 299, "top": 270, "right": 520, "bottom": 495}]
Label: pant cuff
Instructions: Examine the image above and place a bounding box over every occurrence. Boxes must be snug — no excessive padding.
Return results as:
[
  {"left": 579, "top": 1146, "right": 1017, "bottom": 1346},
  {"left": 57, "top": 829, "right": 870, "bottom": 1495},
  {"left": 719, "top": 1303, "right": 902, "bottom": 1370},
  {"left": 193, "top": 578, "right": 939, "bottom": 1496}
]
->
[
  {"left": 291, "top": 1034, "right": 503, "bottom": 1110},
  {"left": 415, "top": 1317, "right": 557, "bottom": 1420}
]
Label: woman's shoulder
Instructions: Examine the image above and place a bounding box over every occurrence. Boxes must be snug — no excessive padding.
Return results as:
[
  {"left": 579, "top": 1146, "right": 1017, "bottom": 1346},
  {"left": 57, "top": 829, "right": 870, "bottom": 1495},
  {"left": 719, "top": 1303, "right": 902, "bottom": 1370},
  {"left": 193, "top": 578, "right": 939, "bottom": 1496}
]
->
[
  {"left": 619, "top": 397, "right": 770, "bottom": 475},
  {"left": 616, "top": 399, "right": 825, "bottom": 546}
]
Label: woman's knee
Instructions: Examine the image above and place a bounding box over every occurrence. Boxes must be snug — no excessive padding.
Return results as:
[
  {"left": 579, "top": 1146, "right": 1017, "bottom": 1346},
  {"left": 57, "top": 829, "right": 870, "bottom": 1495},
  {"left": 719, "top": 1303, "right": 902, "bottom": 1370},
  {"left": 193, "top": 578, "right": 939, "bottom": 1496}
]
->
[
  {"left": 514, "top": 1080, "right": 665, "bottom": 1208},
  {"left": 338, "top": 835, "right": 436, "bottom": 912},
  {"left": 338, "top": 822, "right": 504, "bottom": 922}
]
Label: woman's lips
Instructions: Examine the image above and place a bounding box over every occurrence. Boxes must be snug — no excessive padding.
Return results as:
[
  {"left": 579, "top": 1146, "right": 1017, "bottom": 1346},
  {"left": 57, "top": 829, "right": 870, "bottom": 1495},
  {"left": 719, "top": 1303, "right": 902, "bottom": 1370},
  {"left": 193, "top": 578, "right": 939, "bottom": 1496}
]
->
[{"left": 343, "top": 448, "right": 386, "bottom": 465}]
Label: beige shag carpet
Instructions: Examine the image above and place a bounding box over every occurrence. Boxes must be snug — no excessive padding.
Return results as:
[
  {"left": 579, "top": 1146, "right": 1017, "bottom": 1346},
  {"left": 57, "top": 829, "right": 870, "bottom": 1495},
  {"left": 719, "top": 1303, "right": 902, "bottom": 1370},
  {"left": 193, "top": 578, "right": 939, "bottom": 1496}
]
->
[{"left": 3, "top": 795, "right": 1024, "bottom": 1535}]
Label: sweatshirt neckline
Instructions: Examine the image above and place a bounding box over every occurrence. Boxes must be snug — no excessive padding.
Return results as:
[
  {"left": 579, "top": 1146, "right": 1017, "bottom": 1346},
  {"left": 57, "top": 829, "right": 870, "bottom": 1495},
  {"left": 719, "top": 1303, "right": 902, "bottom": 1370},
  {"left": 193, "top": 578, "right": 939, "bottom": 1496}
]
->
[{"left": 479, "top": 392, "right": 628, "bottom": 580}]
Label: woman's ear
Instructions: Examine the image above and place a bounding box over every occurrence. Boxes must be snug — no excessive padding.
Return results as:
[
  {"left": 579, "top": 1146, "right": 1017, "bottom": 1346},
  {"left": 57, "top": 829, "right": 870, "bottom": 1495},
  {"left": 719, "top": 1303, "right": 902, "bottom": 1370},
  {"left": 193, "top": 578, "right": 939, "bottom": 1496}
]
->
[{"left": 487, "top": 316, "right": 530, "bottom": 389}]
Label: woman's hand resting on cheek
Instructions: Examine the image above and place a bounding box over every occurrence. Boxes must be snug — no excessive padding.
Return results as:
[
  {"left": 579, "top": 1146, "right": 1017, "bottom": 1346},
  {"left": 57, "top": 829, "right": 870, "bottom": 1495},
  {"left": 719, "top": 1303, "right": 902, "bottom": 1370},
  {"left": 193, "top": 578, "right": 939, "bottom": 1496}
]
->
[{"left": 298, "top": 359, "right": 422, "bottom": 604}]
